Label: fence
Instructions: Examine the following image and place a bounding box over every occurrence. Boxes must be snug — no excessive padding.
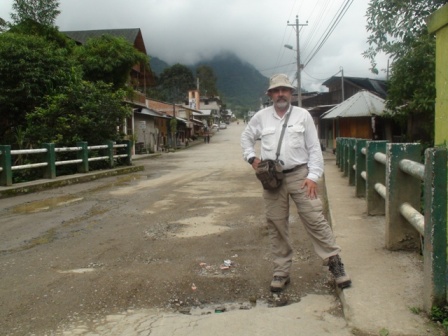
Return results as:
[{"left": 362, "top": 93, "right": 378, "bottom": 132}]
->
[
  {"left": 336, "top": 137, "right": 447, "bottom": 312},
  {"left": 0, "top": 140, "right": 133, "bottom": 187}
]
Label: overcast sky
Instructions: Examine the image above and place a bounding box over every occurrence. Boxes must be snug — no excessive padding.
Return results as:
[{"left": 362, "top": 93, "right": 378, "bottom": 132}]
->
[{"left": 0, "top": 0, "right": 389, "bottom": 92}]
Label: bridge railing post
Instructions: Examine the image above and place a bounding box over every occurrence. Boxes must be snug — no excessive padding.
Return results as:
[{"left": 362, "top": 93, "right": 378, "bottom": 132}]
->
[
  {"left": 0, "top": 145, "right": 12, "bottom": 186},
  {"left": 122, "top": 140, "right": 133, "bottom": 166},
  {"left": 386, "top": 143, "right": 421, "bottom": 250},
  {"left": 77, "top": 141, "right": 89, "bottom": 173},
  {"left": 336, "top": 137, "right": 341, "bottom": 168},
  {"left": 423, "top": 147, "right": 447, "bottom": 311},
  {"left": 348, "top": 138, "right": 356, "bottom": 186},
  {"left": 343, "top": 138, "right": 350, "bottom": 176},
  {"left": 366, "top": 141, "right": 387, "bottom": 215},
  {"left": 105, "top": 140, "right": 115, "bottom": 168},
  {"left": 42, "top": 143, "right": 56, "bottom": 179},
  {"left": 355, "top": 139, "right": 367, "bottom": 198}
]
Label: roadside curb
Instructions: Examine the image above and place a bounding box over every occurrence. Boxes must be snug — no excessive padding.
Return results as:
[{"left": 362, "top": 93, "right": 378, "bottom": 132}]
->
[
  {"left": 322, "top": 154, "right": 351, "bottom": 323},
  {"left": 0, "top": 165, "right": 144, "bottom": 199}
]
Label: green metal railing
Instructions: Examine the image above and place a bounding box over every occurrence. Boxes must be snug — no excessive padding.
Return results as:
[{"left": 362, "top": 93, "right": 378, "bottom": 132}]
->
[
  {"left": 336, "top": 137, "right": 447, "bottom": 312},
  {"left": 0, "top": 140, "right": 133, "bottom": 187}
]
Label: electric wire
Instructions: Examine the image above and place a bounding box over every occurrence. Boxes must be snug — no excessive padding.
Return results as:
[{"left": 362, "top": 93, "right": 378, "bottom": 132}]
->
[
  {"left": 273, "top": 0, "right": 299, "bottom": 76},
  {"left": 301, "top": 0, "right": 331, "bottom": 55},
  {"left": 303, "top": 0, "right": 354, "bottom": 67},
  {"left": 267, "top": 0, "right": 355, "bottom": 89}
]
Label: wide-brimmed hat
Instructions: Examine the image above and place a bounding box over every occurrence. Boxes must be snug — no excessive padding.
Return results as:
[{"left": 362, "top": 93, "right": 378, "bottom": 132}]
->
[{"left": 267, "top": 74, "right": 295, "bottom": 92}]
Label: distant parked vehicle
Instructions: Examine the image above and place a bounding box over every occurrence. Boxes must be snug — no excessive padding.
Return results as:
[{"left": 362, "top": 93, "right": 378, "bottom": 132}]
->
[{"left": 219, "top": 123, "right": 227, "bottom": 129}]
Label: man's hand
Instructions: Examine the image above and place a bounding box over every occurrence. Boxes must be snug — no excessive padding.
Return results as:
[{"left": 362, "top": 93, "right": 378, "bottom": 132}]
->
[
  {"left": 301, "top": 178, "right": 318, "bottom": 199},
  {"left": 251, "top": 158, "right": 261, "bottom": 170}
]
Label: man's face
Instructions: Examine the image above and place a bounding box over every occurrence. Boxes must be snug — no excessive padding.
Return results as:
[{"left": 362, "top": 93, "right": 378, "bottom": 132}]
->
[{"left": 268, "top": 87, "right": 292, "bottom": 110}]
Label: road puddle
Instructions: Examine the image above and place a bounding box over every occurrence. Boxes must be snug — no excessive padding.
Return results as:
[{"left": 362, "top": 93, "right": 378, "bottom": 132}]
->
[{"left": 11, "top": 195, "right": 84, "bottom": 214}]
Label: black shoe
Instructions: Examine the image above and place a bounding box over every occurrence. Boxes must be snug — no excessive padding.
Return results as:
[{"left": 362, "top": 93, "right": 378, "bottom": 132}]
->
[{"left": 327, "top": 255, "right": 352, "bottom": 289}]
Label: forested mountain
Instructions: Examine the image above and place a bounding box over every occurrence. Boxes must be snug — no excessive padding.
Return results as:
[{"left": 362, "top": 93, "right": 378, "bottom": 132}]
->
[
  {"left": 149, "top": 56, "right": 169, "bottom": 75},
  {"left": 149, "top": 52, "right": 268, "bottom": 111}
]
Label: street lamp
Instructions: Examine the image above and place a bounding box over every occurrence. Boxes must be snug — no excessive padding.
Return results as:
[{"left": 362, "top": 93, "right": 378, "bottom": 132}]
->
[{"left": 284, "top": 44, "right": 301, "bottom": 107}]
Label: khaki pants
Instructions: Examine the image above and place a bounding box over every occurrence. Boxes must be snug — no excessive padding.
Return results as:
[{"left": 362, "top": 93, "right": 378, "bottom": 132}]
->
[{"left": 263, "top": 165, "right": 341, "bottom": 277}]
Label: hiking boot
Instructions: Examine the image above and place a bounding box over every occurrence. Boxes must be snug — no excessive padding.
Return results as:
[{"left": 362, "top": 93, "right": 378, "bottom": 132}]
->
[
  {"left": 327, "top": 255, "right": 351, "bottom": 289},
  {"left": 270, "top": 275, "right": 290, "bottom": 292}
]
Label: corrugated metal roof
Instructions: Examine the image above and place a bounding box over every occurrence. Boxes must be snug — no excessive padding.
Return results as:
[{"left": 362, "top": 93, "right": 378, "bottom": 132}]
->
[
  {"left": 198, "top": 110, "right": 213, "bottom": 116},
  {"left": 322, "top": 76, "right": 387, "bottom": 98},
  {"left": 139, "top": 108, "right": 170, "bottom": 119},
  {"left": 321, "top": 90, "right": 386, "bottom": 119}
]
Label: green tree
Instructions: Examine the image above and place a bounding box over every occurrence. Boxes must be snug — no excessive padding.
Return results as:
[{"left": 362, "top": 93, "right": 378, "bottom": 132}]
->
[
  {"left": 0, "top": 32, "right": 76, "bottom": 143},
  {"left": 10, "top": 0, "right": 60, "bottom": 26},
  {"left": 26, "top": 80, "right": 130, "bottom": 146},
  {"left": 74, "top": 34, "right": 149, "bottom": 90},
  {"left": 364, "top": 0, "right": 445, "bottom": 73},
  {"left": 0, "top": 17, "right": 7, "bottom": 32},
  {"left": 196, "top": 65, "right": 218, "bottom": 97},
  {"left": 9, "top": 18, "right": 76, "bottom": 49},
  {"left": 386, "top": 34, "right": 435, "bottom": 144},
  {"left": 364, "top": 0, "right": 446, "bottom": 144},
  {"left": 157, "top": 63, "right": 195, "bottom": 102}
]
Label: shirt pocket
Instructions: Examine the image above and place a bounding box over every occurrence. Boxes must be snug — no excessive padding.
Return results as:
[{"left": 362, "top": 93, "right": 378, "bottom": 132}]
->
[
  {"left": 261, "top": 128, "right": 277, "bottom": 152},
  {"left": 287, "top": 124, "right": 305, "bottom": 148}
]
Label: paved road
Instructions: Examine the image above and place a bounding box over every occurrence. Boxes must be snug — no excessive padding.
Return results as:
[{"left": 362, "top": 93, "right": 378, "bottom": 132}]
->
[{"left": 1, "top": 122, "right": 356, "bottom": 336}]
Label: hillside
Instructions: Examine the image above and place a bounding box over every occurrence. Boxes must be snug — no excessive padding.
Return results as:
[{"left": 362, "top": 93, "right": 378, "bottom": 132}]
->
[
  {"left": 149, "top": 56, "right": 169, "bottom": 75},
  {"left": 149, "top": 52, "right": 268, "bottom": 111}
]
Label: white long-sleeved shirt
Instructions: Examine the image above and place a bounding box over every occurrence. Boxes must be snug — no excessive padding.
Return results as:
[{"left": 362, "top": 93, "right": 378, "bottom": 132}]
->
[{"left": 240, "top": 105, "right": 324, "bottom": 182}]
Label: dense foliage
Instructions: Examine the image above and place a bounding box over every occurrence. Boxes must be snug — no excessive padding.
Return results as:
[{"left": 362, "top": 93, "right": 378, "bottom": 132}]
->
[
  {"left": 74, "top": 34, "right": 149, "bottom": 90},
  {"left": 0, "top": 32, "right": 76, "bottom": 143},
  {"left": 26, "top": 80, "right": 129, "bottom": 146},
  {"left": 365, "top": 0, "right": 446, "bottom": 144},
  {"left": 386, "top": 34, "right": 436, "bottom": 144},
  {"left": 11, "top": 0, "right": 60, "bottom": 26},
  {"left": 0, "top": 0, "right": 148, "bottom": 149}
]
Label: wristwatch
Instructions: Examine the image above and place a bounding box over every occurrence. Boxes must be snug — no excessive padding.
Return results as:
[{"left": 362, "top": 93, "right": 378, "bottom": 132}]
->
[{"left": 248, "top": 157, "right": 256, "bottom": 164}]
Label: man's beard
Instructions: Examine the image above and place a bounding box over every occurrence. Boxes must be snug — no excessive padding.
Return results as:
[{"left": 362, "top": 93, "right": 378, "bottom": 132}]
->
[{"left": 274, "top": 98, "right": 289, "bottom": 110}]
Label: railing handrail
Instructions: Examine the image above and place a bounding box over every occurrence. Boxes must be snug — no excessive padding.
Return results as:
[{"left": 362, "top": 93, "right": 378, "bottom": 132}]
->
[
  {"left": 336, "top": 137, "right": 447, "bottom": 312},
  {"left": 0, "top": 140, "right": 133, "bottom": 186}
]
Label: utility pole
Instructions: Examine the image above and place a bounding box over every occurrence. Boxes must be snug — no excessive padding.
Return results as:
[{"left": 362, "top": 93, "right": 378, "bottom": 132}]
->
[{"left": 287, "top": 15, "right": 307, "bottom": 107}]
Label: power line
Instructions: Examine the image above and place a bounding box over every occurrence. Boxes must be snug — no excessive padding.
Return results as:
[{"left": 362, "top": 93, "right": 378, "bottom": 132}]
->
[
  {"left": 303, "top": 0, "right": 354, "bottom": 68},
  {"left": 302, "top": 68, "right": 342, "bottom": 82},
  {"left": 259, "top": 62, "right": 296, "bottom": 74},
  {"left": 273, "top": 0, "right": 299, "bottom": 74},
  {"left": 302, "top": 0, "right": 331, "bottom": 54}
]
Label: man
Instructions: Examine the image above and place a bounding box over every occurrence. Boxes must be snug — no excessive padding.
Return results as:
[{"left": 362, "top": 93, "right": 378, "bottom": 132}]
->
[{"left": 240, "top": 74, "right": 351, "bottom": 292}]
